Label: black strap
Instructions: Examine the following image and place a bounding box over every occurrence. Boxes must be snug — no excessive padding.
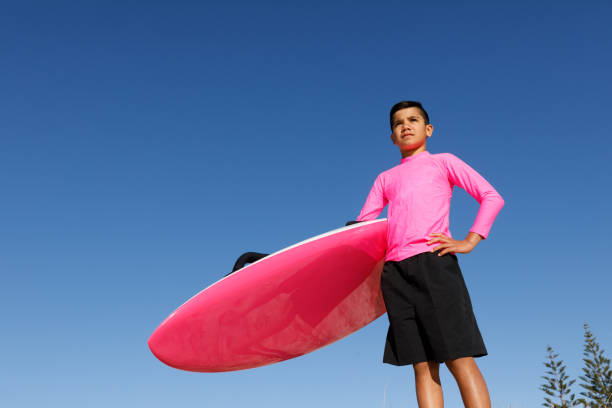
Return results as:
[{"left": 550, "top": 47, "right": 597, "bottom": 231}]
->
[
  {"left": 228, "top": 251, "right": 270, "bottom": 275},
  {"left": 229, "top": 221, "right": 361, "bottom": 276}
]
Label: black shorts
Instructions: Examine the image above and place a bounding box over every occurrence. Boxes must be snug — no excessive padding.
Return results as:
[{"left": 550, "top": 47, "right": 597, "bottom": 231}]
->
[{"left": 380, "top": 251, "right": 487, "bottom": 366}]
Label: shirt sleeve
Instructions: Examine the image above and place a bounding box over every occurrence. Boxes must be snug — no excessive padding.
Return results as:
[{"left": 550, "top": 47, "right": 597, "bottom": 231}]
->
[
  {"left": 356, "top": 173, "right": 388, "bottom": 221},
  {"left": 442, "top": 153, "right": 504, "bottom": 239}
]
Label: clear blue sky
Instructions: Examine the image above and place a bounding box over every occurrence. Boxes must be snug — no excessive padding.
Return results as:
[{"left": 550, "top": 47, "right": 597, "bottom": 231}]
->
[{"left": 2, "top": 1, "right": 611, "bottom": 407}]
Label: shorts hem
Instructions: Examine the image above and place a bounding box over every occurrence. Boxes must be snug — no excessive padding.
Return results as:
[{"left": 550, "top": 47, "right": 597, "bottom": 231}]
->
[{"left": 383, "top": 350, "right": 488, "bottom": 366}]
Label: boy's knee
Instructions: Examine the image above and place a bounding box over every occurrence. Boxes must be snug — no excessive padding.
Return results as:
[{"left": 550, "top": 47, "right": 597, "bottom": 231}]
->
[
  {"left": 444, "top": 356, "right": 475, "bottom": 374},
  {"left": 413, "top": 360, "right": 440, "bottom": 379}
]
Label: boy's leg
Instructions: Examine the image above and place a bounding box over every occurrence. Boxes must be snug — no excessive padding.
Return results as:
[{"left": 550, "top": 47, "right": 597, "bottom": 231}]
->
[
  {"left": 413, "top": 361, "right": 443, "bottom": 408},
  {"left": 444, "top": 357, "right": 491, "bottom": 408}
]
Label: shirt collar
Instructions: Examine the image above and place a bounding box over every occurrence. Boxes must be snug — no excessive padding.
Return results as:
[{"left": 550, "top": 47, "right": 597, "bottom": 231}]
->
[{"left": 400, "top": 150, "right": 430, "bottom": 164}]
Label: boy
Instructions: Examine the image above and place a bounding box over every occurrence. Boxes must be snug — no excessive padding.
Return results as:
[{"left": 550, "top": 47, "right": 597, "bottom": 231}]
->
[{"left": 356, "top": 101, "right": 504, "bottom": 408}]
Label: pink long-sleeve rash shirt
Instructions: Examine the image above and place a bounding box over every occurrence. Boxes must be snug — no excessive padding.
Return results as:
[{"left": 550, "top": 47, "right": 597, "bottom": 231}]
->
[{"left": 357, "top": 150, "right": 504, "bottom": 262}]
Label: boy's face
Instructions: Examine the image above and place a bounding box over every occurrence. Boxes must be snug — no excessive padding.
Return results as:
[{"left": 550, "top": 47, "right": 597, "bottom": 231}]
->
[{"left": 390, "top": 107, "right": 434, "bottom": 153}]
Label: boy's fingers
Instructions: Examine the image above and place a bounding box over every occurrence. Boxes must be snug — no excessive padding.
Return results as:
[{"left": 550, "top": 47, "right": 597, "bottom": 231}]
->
[
  {"left": 436, "top": 244, "right": 458, "bottom": 256},
  {"left": 438, "top": 246, "right": 454, "bottom": 256},
  {"left": 431, "top": 243, "right": 448, "bottom": 252},
  {"left": 428, "top": 235, "right": 450, "bottom": 243},
  {"left": 429, "top": 235, "right": 456, "bottom": 251}
]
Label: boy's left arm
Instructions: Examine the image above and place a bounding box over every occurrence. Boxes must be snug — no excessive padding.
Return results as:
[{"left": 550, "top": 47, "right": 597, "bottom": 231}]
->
[
  {"left": 429, "top": 153, "right": 504, "bottom": 256},
  {"left": 428, "top": 231, "right": 483, "bottom": 256}
]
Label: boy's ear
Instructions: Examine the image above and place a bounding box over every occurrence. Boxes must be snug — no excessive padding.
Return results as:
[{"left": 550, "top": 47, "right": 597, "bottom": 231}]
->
[
  {"left": 426, "top": 123, "right": 434, "bottom": 136},
  {"left": 390, "top": 133, "right": 397, "bottom": 145}
]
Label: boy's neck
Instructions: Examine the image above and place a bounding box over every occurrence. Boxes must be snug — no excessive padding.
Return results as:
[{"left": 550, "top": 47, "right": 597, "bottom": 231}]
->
[{"left": 401, "top": 146, "right": 428, "bottom": 159}]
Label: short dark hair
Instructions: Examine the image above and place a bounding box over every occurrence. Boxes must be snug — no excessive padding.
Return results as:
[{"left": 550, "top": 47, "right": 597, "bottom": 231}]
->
[{"left": 389, "top": 101, "right": 430, "bottom": 129}]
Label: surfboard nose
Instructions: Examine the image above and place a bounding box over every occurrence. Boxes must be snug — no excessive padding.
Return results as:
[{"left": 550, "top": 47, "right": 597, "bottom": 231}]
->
[
  {"left": 148, "top": 307, "right": 205, "bottom": 371},
  {"left": 148, "top": 319, "right": 181, "bottom": 370},
  {"left": 148, "top": 307, "right": 236, "bottom": 373}
]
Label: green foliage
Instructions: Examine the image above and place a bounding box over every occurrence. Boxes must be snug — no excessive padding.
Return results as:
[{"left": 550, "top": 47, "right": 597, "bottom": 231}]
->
[
  {"left": 541, "top": 325, "right": 612, "bottom": 408},
  {"left": 541, "top": 345, "right": 580, "bottom": 407},
  {"left": 577, "top": 324, "right": 612, "bottom": 408}
]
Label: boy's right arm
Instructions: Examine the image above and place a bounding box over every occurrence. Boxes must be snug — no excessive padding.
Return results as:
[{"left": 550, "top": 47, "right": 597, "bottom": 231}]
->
[{"left": 355, "top": 174, "right": 387, "bottom": 222}]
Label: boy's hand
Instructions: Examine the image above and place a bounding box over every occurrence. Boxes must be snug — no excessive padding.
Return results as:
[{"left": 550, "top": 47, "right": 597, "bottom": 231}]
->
[{"left": 427, "top": 232, "right": 482, "bottom": 256}]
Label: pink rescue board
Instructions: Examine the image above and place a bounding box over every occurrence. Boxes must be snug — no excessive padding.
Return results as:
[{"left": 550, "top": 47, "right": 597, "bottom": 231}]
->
[{"left": 148, "top": 219, "right": 388, "bottom": 372}]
